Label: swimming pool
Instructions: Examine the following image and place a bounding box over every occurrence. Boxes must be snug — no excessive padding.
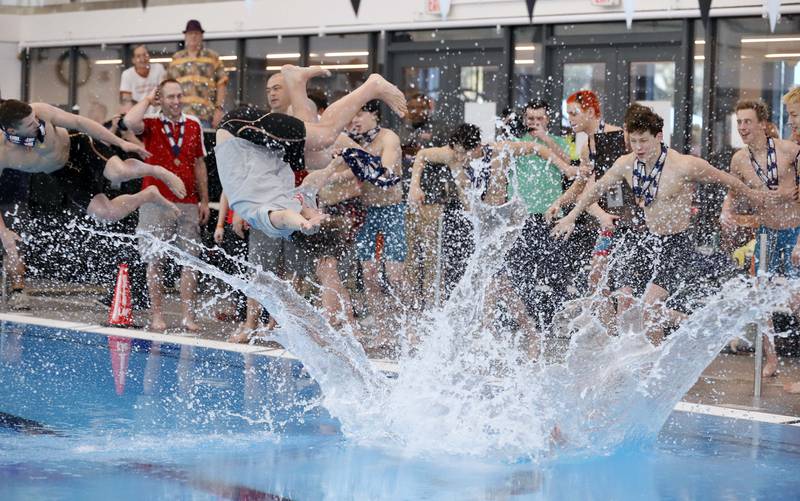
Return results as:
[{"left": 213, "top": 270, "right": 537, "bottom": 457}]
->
[{"left": 1, "top": 318, "right": 799, "bottom": 500}]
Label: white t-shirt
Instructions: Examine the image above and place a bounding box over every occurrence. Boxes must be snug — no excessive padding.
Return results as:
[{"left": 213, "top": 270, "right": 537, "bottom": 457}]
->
[{"left": 120, "top": 64, "right": 166, "bottom": 104}]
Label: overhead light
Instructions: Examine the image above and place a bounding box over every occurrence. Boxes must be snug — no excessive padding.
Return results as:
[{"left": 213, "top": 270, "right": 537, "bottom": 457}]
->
[
  {"left": 95, "top": 59, "right": 122, "bottom": 65},
  {"left": 267, "top": 63, "right": 367, "bottom": 71},
  {"left": 150, "top": 57, "right": 172, "bottom": 63},
  {"left": 219, "top": 55, "right": 237, "bottom": 61},
  {"left": 742, "top": 37, "right": 800, "bottom": 43},
  {"left": 514, "top": 59, "right": 536, "bottom": 64},
  {"left": 695, "top": 40, "right": 706, "bottom": 45},
  {"left": 515, "top": 45, "right": 536, "bottom": 51},
  {"left": 320, "top": 63, "right": 368, "bottom": 69},
  {"left": 266, "top": 53, "right": 301, "bottom": 59},
  {"left": 224, "top": 66, "right": 237, "bottom": 72},
  {"left": 323, "top": 51, "right": 369, "bottom": 57},
  {"left": 765, "top": 53, "right": 800, "bottom": 58},
  {"left": 694, "top": 55, "right": 705, "bottom": 60}
]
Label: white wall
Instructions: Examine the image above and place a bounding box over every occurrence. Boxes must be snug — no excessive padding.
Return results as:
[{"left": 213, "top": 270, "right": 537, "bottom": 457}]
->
[
  {"left": 0, "top": 42, "right": 22, "bottom": 100},
  {"left": 8, "top": 0, "right": 800, "bottom": 48}
]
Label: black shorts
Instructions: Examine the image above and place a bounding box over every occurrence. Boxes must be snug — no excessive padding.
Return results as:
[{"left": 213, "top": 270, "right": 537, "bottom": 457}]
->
[
  {"left": 219, "top": 107, "right": 306, "bottom": 171},
  {"left": 50, "top": 133, "right": 118, "bottom": 210},
  {"left": 302, "top": 198, "right": 363, "bottom": 261}
]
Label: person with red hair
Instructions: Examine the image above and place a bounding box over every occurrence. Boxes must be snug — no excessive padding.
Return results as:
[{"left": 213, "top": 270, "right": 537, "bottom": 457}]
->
[{"left": 546, "top": 90, "right": 644, "bottom": 331}]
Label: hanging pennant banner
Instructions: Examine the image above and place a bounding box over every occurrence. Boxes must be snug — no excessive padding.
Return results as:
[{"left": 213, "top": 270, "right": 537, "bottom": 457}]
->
[
  {"left": 350, "top": 0, "right": 361, "bottom": 16},
  {"left": 440, "top": 0, "right": 452, "bottom": 20},
  {"left": 765, "top": 0, "right": 782, "bottom": 32},
  {"left": 623, "top": 0, "right": 635, "bottom": 29},
  {"left": 699, "top": 0, "right": 711, "bottom": 26},
  {"left": 140, "top": 0, "right": 148, "bottom": 9},
  {"left": 525, "top": 0, "right": 536, "bottom": 22}
]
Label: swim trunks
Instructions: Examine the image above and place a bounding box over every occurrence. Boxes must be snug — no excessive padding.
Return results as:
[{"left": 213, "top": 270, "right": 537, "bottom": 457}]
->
[
  {"left": 218, "top": 107, "right": 306, "bottom": 171},
  {"left": 50, "top": 132, "right": 118, "bottom": 210}
]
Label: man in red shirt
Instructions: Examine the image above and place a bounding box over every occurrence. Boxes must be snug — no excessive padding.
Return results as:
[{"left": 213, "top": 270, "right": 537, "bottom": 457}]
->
[{"left": 126, "top": 79, "right": 210, "bottom": 332}]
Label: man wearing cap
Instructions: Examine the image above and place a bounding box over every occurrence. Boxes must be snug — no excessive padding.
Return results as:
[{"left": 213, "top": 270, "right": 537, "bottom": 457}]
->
[{"left": 168, "top": 20, "right": 228, "bottom": 128}]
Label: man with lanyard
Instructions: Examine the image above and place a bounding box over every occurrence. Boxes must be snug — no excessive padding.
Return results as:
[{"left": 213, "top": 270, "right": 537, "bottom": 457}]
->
[
  {"left": 553, "top": 105, "right": 772, "bottom": 345},
  {"left": 720, "top": 99, "right": 800, "bottom": 378},
  {"left": 0, "top": 99, "right": 185, "bottom": 222},
  {"left": 348, "top": 100, "right": 405, "bottom": 348},
  {"left": 125, "top": 79, "right": 210, "bottom": 332}
]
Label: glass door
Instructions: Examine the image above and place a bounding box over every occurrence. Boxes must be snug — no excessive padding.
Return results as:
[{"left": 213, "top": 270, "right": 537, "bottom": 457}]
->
[{"left": 551, "top": 45, "right": 680, "bottom": 145}]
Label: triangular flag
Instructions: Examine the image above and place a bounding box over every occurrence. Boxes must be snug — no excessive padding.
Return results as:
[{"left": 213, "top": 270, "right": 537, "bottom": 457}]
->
[
  {"left": 765, "top": 0, "right": 781, "bottom": 32},
  {"left": 623, "top": 0, "right": 636, "bottom": 29},
  {"left": 699, "top": 0, "right": 711, "bottom": 27},
  {"left": 109, "top": 336, "right": 132, "bottom": 396},
  {"left": 140, "top": 0, "right": 147, "bottom": 9},
  {"left": 440, "top": 0, "right": 451, "bottom": 20},
  {"left": 350, "top": 0, "right": 360, "bottom": 16},
  {"left": 525, "top": 0, "right": 536, "bottom": 23}
]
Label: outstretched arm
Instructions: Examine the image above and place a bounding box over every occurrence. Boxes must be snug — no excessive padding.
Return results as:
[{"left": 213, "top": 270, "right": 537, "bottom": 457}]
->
[{"left": 32, "top": 102, "right": 150, "bottom": 158}]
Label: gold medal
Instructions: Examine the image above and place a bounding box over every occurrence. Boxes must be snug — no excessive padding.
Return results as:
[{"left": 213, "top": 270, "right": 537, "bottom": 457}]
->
[{"left": 174, "top": 158, "right": 181, "bottom": 166}]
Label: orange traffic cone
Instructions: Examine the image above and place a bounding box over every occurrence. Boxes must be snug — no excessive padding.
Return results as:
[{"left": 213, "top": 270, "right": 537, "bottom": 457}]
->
[{"left": 108, "top": 263, "right": 133, "bottom": 327}]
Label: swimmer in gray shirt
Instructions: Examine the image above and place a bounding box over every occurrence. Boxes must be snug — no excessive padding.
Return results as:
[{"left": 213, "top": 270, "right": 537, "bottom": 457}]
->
[{"left": 215, "top": 65, "right": 407, "bottom": 238}]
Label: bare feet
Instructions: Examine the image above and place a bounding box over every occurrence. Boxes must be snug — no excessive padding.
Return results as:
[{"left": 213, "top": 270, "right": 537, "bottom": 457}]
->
[
  {"left": 366, "top": 74, "right": 408, "bottom": 118},
  {"left": 784, "top": 381, "right": 800, "bottom": 394},
  {"left": 181, "top": 316, "right": 200, "bottom": 333},
  {"left": 227, "top": 324, "right": 255, "bottom": 344},
  {"left": 762, "top": 355, "right": 779, "bottom": 378},
  {"left": 150, "top": 314, "right": 167, "bottom": 332},
  {"left": 281, "top": 64, "right": 331, "bottom": 86},
  {"left": 143, "top": 186, "right": 181, "bottom": 218},
  {"left": 151, "top": 165, "right": 187, "bottom": 199}
]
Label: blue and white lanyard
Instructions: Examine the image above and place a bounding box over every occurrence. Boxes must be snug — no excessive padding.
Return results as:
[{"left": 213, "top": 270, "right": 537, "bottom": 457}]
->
[
  {"left": 632, "top": 143, "right": 668, "bottom": 207},
  {"left": 748, "top": 136, "right": 779, "bottom": 190},
  {"left": 466, "top": 144, "right": 493, "bottom": 190},
  {"left": 2, "top": 120, "right": 46, "bottom": 148},
  {"left": 160, "top": 113, "right": 186, "bottom": 157},
  {"left": 348, "top": 126, "right": 381, "bottom": 146}
]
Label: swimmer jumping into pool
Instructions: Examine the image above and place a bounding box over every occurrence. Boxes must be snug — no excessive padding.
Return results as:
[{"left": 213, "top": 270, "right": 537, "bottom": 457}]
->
[
  {"left": 0, "top": 99, "right": 187, "bottom": 221},
  {"left": 214, "top": 65, "right": 407, "bottom": 239}
]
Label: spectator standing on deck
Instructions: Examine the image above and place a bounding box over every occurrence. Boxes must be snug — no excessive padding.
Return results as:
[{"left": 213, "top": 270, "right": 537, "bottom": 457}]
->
[
  {"left": 126, "top": 81, "right": 210, "bottom": 332},
  {"left": 120, "top": 45, "right": 166, "bottom": 115},
  {"left": 167, "top": 20, "right": 228, "bottom": 128}
]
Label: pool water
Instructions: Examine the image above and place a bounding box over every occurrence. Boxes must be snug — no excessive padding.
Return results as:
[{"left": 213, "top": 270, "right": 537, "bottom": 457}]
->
[{"left": 1, "top": 321, "right": 799, "bottom": 500}]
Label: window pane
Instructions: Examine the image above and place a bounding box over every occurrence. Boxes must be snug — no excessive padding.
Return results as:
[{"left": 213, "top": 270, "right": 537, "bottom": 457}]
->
[
  {"left": 243, "top": 37, "right": 301, "bottom": 108},
  {"left": 308, "top": 34, "right": 369, "bottom": 99},
  {"left": 28, "top": 47, "right": 70, "bottom": 108},
  {"left": 561, "top": 62, "right": 606, "bottom": 128},
  {"left": 204, "top": 39, "right": 238, "bottom": 110},
  {"left": 630, "top": 61, "right": 676, "bottom": 146},
  {"left": 512, "top": 26, "right": 544, "bottom": 108},
  {"left": 691, "top": 21, "right": 706, "bottom": 156},
  {"left": 76, "top": 45, "right": 125, "bottom": 124},
  {"left": 713, "top": 16, "right": 800, "bottom": 153},
  {"left": 392, "top": 28, "right": 501, "bottom": 43}
]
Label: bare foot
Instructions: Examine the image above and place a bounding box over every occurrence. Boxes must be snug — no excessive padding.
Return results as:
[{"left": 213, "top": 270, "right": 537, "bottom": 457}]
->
[
  {"left": 143, "top": 186, "right": 180, "bottom": 218},
  {"left": 227, "top": 325, "right": 255, "bottom": 344},
  {"left": 181, "top": 317, "right": 200, "bottom": 333},
  {"left": 762, "top": 356, "right": 779, "bottom": 378},
  {"left": 784, "top": 381, "right": 800, "bottom": 394},
  {"left": 281, "top": 64, "right": 331, "bottom": 84},
  {"left": 150, "top": 315, "right": 167, "bottom": 332},
  {"left": 299, "top": 211, "right": 329, "bottom": 235},
  {"left": 366, "top": 74, "right": 407, "bottom": 118},
  {"left": 151, "top": 165, "right": 187, "bottom": 199}
]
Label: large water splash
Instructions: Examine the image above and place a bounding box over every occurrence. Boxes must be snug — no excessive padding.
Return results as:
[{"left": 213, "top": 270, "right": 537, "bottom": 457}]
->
[{"left": 137, "top": 195, "right": 795, "bottom": 460}]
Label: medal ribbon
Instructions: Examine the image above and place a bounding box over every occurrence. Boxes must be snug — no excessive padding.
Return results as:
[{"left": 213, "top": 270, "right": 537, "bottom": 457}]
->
[
  {"left": 748, "top": 136, "right": 779, "bottom": 190},
  {"left": 347, "top": 126, "right": 381, "bottom": 146},
  {"left": 588, "top": 119, "right": 606, "bottom": 166},
  {"left": 161, "top": 113, "right": 186, "bottom": 158},
  {"left": 632, "top": 143, "right": 668, "bottom": 207}
]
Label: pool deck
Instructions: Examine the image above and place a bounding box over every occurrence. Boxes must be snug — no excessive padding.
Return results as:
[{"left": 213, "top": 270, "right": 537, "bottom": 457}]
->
[{"left": 3, "top": 282, "right": 800, "bottom": 421}]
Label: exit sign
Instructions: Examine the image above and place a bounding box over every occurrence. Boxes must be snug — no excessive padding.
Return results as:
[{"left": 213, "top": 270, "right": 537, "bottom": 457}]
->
[
  {"left": 426, "top": 0, "right": 452, "bottom": 16},
  {"left": 591, "top": 0, "right": 621, "bottom": 6}
]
